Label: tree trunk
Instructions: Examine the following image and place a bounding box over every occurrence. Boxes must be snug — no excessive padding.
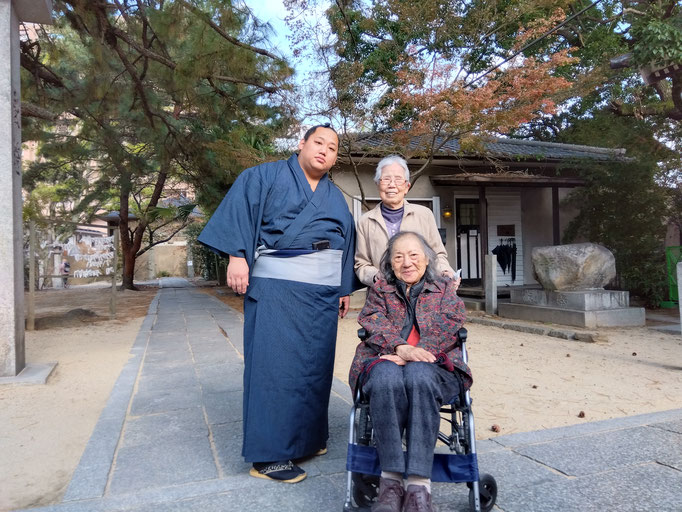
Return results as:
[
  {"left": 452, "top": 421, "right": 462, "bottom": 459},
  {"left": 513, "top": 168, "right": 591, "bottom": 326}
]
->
[
  {"left": 118, "top": 166, "right": 169, "bottom": 290},
  {"left": 121, "top": 246, "right": 137, "bottom": 290},
  {"left": 119, "top": 171, "right": 140, "bottom": 290}
]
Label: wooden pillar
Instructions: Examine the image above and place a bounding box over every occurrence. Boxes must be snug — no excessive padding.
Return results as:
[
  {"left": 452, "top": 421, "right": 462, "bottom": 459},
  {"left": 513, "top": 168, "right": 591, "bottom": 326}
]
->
[
  {"left": 552, "top": 186, "right": 560, "bottom": 245},
  {"left": 479, "top": 186, "right": 488, "bottom": 288}
]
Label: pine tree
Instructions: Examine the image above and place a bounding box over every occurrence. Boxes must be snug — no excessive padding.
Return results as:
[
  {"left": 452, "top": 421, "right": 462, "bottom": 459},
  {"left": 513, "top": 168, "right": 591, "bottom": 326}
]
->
[{"left": 21, "top": 0, "right": 294, "bottom": 289}]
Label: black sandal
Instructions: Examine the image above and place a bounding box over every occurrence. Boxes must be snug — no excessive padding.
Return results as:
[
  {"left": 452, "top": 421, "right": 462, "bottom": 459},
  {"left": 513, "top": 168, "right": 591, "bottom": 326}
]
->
[{"left": 249, "top": 460, "right": 306, "bottom": 483}]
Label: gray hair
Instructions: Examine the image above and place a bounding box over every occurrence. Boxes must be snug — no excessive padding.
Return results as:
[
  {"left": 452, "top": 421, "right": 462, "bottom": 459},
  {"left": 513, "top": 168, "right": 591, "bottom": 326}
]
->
[
  {"left": 374, "top": 155, "right": 411, "bottom": 184},
  {"left": 380, "top": 231, "right": 437, "bottom": 284}
]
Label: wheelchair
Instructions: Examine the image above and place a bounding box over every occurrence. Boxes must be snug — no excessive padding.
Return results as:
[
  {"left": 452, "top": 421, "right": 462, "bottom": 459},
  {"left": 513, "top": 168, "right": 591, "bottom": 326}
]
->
[{"left": 343, "top": 327, "right": 497, "bottom": 512}]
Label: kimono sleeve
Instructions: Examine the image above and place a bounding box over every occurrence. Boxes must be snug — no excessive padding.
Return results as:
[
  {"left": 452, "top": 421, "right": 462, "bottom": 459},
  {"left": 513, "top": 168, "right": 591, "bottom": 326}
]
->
[
  {"left": 354, "top": 215, "right": 380, "bottom": 287},
  {"left": 197, "top": 167, "right": 265, "bottom": 265},
  {"left": 339, "top": 213, "right": 362, "bottom": 296}
]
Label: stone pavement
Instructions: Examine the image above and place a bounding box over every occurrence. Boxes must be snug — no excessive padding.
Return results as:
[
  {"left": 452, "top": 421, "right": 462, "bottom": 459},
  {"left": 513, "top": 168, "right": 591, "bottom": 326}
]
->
[{"left": 17, "top": 283, "right": 682, "bottom": 512}]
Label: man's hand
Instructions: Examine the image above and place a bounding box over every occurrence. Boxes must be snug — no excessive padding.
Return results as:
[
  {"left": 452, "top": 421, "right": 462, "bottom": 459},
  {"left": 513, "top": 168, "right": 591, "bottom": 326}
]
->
[
  {"left": 395, "top": 344, "right": 436, "bottom": 363},
  {"left": 227, "top": 256, "right": 249, "bottom": 294},
  {"left": 339, "top": 295, "right": 350, "bottom": 318}
]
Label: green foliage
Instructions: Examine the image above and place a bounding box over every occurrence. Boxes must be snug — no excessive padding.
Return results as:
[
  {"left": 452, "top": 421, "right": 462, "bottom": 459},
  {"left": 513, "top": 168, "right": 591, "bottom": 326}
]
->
[
  {"left": 184, "top": 220, "right": 226, "bottom": 282},
  {"left": 560, "top": 113, "right": 672, "bottom": 306},
  {"left": 632, "top": 16, "right": 682, "bottom": 67}
]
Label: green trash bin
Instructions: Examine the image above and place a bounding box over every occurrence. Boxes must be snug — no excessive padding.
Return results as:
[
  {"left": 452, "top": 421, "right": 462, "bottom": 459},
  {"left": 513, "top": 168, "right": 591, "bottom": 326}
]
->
[{"left": 661, "top": 246, "right": 681, "bottom": 308}]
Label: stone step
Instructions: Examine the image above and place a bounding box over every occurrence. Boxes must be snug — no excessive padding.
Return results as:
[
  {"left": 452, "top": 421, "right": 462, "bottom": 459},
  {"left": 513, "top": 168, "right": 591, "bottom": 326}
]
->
[{"left": 498, "top": 302, "right": 645, "bottom": 329}]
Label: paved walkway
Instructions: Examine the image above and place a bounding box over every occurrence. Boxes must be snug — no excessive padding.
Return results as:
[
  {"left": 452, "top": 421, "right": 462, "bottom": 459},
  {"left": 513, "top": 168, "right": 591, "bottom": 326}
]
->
[{"left": 18, "top": 284, "right": 682, "bottom": 512}]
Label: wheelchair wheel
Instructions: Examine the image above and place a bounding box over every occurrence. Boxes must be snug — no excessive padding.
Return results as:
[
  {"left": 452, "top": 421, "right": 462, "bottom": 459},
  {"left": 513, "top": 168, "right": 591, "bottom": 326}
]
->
[
  {"left": 468, "top": 474, "right": 497, "bottom": 512},
  {"left": 352, "top": 472, "right": 379, "bottom": 507}
]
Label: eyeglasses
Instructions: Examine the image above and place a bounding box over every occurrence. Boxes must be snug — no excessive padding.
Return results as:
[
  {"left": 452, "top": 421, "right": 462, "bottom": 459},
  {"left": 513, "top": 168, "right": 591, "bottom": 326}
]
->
[{"left": 379, "top": 176, "right": 407, "bottom": 185}]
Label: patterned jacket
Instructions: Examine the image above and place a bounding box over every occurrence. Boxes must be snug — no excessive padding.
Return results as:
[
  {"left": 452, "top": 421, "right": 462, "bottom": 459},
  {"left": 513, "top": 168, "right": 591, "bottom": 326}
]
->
[{"left": 349, "top": 276, "right": 472, "bottom": 396}]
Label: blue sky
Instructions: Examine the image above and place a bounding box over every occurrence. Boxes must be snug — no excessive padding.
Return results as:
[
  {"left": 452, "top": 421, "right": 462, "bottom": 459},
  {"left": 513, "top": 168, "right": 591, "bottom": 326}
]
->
[
  {"left": 243, "top": 0, "right": 333, "bottom": 127},
  {"left": 242, "top": 0, "right": 294, "bottom": 60}
]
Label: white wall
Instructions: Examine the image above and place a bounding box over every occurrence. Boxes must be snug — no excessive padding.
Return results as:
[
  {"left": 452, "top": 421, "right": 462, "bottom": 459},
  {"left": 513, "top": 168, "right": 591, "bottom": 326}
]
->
[{"left": 487, "top": 191, "right": 524, "bottom": 286}]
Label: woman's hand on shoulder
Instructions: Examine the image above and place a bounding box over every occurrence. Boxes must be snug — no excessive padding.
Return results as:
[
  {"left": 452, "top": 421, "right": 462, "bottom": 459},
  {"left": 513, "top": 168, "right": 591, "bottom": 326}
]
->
[
  {"left": 395, "top": 344, "right": 436, "bottom": 363},
  {"left": 440, "top": 270, "right": 461, "bottom": 291}
]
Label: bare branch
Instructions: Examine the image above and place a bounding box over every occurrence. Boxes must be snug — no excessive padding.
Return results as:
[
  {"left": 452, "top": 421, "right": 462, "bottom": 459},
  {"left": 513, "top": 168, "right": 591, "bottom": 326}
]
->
[{"left": 136, "top": 220, "right": 190, "bottom": 257}]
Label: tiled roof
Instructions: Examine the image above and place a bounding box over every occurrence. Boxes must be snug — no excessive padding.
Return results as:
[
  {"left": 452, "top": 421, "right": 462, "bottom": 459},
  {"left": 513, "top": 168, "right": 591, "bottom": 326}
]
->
[{"left": 353, "top": 133, "right": 626, "bottom": 161}]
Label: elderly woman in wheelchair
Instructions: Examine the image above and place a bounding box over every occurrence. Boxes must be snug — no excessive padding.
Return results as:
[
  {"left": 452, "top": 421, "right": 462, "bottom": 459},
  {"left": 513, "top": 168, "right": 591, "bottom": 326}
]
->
[{"left": 349, "top": 231, "right": 472, "bottom": 512}]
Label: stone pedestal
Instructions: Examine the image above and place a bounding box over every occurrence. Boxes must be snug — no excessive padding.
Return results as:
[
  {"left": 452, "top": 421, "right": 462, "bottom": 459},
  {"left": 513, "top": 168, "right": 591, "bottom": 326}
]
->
[{"left": 498, "top": 287, "right": 645, "bottom": 328}]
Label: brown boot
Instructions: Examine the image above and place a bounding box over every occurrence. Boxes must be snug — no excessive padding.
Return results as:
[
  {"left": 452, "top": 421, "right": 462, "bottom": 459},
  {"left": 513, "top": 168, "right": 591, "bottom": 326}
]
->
[
  {"left": 371, "top": 477, "right": 404, "bottom": 512},
  {"left": 403, "top": 484, "right": 434, "bottom": 512}
]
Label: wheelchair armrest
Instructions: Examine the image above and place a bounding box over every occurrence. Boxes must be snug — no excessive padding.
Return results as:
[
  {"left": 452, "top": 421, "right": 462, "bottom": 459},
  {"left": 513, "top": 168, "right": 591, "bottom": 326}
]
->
[{"left": 357, "top": 327, "right": 368, "bottom": 341}]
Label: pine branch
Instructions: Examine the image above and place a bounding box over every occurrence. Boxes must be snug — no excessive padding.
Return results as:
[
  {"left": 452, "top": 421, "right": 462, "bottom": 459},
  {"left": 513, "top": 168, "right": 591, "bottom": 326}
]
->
[
  {"left": 19, "top": 41, "right": 65, "bottom": 88},
  {"left": 21, "top": 102, "right": 58, "bottom": 120},
  {"left": 109, "top": 25, "right": 278, "bottom": 93},
  {"left": 109, "top": 26, "right": 177, "bottom": 69},
  {"left": 177, "top": 0, "right": 282, "bottom": 62},
  {"left": 211, "top": 75, "right": 278, "bottom": 93}
]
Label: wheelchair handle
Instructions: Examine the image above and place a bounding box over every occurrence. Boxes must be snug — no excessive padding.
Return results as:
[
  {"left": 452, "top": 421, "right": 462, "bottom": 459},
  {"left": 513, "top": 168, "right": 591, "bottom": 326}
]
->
[{"left": 358, "top": 327, "right": 467, "bottom": 343}]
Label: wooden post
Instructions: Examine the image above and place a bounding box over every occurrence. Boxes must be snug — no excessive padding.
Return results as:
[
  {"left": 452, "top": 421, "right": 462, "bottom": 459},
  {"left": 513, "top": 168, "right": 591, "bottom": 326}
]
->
[
  {"left": 27, "top": 220, "right": 36, "bottom": 331},
  {"left": 552, "top": 186, "right": 560, "bottom": 245},
  {"left": 110, "top": 229, "right": 119, "bottom": 319},
  {"left": 478, "top": 186, "right": 488, "bottom": 288}
]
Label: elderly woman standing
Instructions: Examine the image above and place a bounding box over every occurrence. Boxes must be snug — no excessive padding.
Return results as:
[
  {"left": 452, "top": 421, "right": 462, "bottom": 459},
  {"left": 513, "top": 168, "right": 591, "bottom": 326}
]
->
[
  {"left": 355, "top": 155, "right": 455, "bottom": 287},
  {"left": 349, "top": 231, "right": 472, "bottom": 512}
]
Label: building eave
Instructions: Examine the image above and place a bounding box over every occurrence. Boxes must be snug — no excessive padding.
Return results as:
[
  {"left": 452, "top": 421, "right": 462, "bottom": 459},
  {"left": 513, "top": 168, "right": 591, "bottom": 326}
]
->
[
  {"left": 430, "top": 173, "right": 586, "bottom": 188},
  {"left": 13, "top": 0, "right": 53, "bottom": 24}
]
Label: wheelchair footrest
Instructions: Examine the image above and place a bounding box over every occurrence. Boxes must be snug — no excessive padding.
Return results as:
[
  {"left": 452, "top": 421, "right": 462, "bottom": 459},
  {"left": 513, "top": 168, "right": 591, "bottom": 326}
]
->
[{"left": 346, "top": 443, "right": 480, "bottom": 483}]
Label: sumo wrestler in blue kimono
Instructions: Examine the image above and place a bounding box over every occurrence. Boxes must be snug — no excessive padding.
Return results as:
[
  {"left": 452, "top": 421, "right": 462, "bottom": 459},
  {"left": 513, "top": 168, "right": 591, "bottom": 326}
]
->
[{"left": 199, "top": 124, "right": 359, "bottom": 483}]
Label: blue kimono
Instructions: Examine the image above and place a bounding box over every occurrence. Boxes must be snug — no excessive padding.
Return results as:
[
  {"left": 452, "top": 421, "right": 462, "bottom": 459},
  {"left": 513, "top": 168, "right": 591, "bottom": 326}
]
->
[{"left": 198, "top": 154, "right": 358, "bottom": 462}]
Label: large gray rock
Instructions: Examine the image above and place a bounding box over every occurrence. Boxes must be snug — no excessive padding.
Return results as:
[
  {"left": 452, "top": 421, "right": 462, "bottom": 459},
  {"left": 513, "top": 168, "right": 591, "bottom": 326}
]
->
[{"left": 532, "top": 243, "right": 616, "bottom": 291}]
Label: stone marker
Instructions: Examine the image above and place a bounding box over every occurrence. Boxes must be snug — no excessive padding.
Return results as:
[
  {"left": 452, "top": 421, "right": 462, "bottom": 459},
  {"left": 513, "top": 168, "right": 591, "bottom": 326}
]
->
[
  {"left": 532, "top": 243, "right": 616, "bottom": 291},
  {"left": 678, "top": 262, "right": 682, "bottom": 336},
  {"left": 485, "top": 254, "right": 497, "bottom": 314}
]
